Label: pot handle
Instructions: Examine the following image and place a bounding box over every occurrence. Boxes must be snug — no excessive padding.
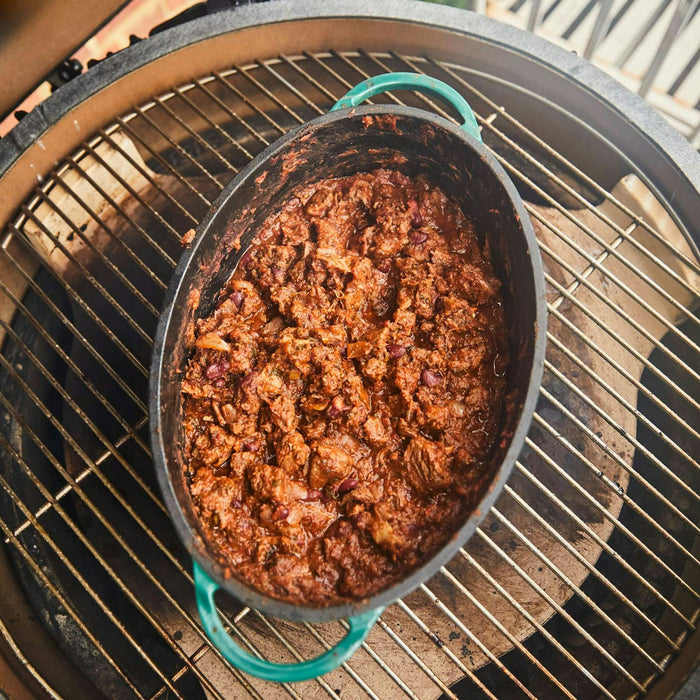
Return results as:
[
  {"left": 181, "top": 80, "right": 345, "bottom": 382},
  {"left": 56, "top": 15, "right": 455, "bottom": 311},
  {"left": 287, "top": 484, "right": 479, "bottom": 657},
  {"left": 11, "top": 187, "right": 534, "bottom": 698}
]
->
[
  {"left": 331, "top": 72, "right": 482, "bottom": 142},
  {"left": 193, "top": 561, "right": 383, "bottom": 682}
]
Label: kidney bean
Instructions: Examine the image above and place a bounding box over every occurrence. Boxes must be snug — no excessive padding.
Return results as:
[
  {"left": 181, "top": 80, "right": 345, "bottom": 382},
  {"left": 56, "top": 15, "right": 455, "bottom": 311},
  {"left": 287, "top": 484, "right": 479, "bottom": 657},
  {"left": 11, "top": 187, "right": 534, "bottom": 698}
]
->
[
  {"left": 303, "top": 489, "right": 323, "bottom": 502},
  {"left": 336, "top": 477, "right": 358, "bottom": 494},
  {"left": 239, "top": 249, "right": 253, "bottom": 268},
  {"left": 421, "top": 369, "right": 443, "bottom": 387},
  {"left": 240, "top": 371, "right": 258, "bottom": 387},
  {"left": 387, "top": 344, "right": 406, "bottom": 358},
  {"left": 409, "top": 230, "right": 428, "bottom": 245},
  {"left": 205, "top": 359, "right": 230, "bottom": 380},
  {"left": 230, "top": 290, "right": 244, "bottom": 308},
  {"left": 272, "top": 505, "right": 289, "bottom": 522},
  {"left": 408, "top": 199, "right": 423, "bottom": 227}
]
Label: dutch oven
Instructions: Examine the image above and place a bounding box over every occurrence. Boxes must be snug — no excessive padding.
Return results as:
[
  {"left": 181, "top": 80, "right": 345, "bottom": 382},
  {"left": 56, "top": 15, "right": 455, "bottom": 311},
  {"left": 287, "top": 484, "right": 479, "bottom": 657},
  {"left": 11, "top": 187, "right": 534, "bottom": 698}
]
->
[{"left": 150, "top": 73, "right": 547, "bottom": 682}]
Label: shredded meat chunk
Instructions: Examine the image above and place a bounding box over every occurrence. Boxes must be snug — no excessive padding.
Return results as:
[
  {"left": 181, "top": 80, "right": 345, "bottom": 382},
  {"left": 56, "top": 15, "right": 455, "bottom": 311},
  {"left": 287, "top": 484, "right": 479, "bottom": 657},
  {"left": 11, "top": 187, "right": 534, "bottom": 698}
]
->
[
  {"left": 404, "top": 436, "right": 452, "bottom": 494},
  {"left": 182, "top": 169, "right": 509, "bottom": 605}
]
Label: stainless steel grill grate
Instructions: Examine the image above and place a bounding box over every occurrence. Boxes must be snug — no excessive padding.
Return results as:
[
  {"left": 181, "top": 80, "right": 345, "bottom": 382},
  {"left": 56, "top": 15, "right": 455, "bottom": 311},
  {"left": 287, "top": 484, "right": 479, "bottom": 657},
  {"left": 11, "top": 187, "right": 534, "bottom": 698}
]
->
[{"left": 0, "top": 44, "right": 698, "bottom": 699}]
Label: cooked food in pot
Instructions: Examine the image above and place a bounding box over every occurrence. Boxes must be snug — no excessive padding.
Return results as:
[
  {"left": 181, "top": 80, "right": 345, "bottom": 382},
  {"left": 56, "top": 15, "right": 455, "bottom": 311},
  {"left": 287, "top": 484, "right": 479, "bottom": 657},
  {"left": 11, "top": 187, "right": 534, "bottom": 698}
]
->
[{"left": 181, "top": 168, "right": 509, "bottom": 605}]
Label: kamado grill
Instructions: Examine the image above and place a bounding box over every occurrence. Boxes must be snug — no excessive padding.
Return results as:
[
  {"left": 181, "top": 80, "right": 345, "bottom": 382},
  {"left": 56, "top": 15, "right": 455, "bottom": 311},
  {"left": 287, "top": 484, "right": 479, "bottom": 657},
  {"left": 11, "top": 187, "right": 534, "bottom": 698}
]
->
[{"left": 0, "top": 1, "right": 698, "bottom": 697}]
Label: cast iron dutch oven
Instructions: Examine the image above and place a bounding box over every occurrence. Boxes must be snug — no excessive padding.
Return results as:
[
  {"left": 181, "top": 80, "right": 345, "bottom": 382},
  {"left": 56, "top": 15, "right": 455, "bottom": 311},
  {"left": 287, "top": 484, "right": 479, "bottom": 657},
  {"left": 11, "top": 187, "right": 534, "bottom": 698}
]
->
[{"left": 150, "top": 73, "right": 547, "bottom": 682}]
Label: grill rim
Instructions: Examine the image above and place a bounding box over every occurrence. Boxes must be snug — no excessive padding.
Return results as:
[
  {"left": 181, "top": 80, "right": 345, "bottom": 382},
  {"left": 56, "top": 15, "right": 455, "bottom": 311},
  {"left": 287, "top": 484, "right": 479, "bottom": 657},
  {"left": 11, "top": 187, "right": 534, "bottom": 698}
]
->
[{"left": 0, "top": 0, "right": 698, "bottom": 254}]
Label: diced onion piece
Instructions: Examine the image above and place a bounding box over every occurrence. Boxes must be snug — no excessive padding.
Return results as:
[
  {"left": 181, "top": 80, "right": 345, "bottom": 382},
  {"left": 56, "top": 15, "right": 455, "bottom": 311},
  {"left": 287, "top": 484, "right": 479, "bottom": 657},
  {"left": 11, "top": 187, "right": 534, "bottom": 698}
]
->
[
  {"left": 451, "top": 400, "right": 466, "bottom": 417},
  {"left": 196, "top": 333, "right": 231, "bottom": 352},
  {"left": 316, "top": 247, "right": 353, "bottom": 272},
  {"left": 346, "top": 341, "right": 370, "bottom": 359},
  {"left": 306, "top": 396, "right": 329, "bottom": 411}
]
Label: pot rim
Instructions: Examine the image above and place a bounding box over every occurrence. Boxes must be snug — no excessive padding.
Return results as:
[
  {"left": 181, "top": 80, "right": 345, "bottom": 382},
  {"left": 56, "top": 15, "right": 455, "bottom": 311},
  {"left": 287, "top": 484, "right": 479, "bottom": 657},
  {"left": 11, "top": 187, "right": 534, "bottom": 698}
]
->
[{"left": 150, "top": 102, "right": 547, "bottom": 623}]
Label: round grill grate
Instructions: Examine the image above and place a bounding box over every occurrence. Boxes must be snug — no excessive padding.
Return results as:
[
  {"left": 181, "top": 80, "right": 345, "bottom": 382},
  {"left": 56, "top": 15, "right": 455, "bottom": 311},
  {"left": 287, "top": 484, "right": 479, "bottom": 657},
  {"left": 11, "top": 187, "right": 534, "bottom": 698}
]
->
[{"left": 0, "top": 22, "right": 697, "bottom": 700}]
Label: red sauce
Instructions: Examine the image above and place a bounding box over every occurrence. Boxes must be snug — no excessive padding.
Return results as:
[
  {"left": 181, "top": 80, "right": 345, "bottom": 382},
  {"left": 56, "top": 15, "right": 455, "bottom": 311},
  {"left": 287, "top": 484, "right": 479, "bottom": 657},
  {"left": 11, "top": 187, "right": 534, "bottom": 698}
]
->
[{"left": 182, "top": 169, "right": 509, "bottom": 605}]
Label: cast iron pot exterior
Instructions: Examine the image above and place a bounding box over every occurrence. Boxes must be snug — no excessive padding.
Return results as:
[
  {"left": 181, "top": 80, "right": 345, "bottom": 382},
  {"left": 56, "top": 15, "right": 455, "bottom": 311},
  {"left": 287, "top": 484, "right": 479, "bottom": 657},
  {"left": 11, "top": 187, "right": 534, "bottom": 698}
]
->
[{"left": 150, "top": 102, "right": 546, "bottom": 625}]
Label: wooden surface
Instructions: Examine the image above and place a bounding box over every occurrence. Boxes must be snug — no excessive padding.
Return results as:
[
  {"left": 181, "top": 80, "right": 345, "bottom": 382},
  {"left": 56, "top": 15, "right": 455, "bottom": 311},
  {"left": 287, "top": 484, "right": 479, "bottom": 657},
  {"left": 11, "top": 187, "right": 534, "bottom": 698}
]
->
[{"left": 0, "top": 0, "right": 126, "bottom": 120}]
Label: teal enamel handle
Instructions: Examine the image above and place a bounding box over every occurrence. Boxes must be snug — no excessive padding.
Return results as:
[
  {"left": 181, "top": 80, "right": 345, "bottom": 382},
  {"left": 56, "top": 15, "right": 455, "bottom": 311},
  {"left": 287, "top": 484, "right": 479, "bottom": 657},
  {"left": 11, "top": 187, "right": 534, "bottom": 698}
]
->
[
  {"left": 194, "top": 562, "right": 383, "bottom": 682},
  {"left": 331, "top": 72, "right": 482, "bottom": 142}
]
